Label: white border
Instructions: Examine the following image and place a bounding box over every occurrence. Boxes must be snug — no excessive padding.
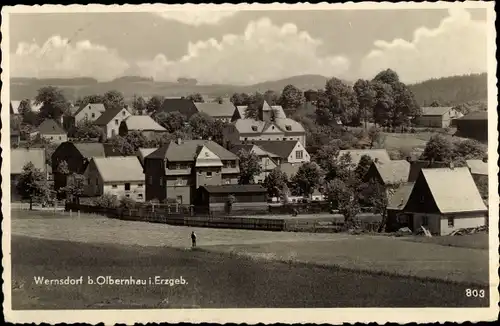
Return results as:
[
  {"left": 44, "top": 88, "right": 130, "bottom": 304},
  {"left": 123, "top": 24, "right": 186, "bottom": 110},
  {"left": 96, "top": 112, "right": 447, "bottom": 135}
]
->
[{"left": 2, "top": 2, "right": 498, "bottom": 324}]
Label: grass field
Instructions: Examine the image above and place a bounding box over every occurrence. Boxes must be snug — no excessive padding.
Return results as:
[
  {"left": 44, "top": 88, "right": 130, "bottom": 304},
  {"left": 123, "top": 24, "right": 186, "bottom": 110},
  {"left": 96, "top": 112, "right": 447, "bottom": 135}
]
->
[{"left": 9, "top": 210, "right": 491, "bottom": 308}]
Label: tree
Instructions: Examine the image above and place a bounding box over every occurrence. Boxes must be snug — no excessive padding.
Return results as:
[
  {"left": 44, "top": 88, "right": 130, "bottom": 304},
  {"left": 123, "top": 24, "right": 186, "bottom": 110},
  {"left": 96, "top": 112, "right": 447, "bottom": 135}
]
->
[
  {"left": 354, "top": 154, "right": 373, "bottom": 181},
  {"left": 213, "top": 96, "right": 224, "bottom": 104},
  {"left": 68, "top": 119, "right": 102, "bottom": 139},
  {"left": 244, "top": 93, "right": 265, "bottom": 119},
  {"left": 367, "top": 126, "right": 385, "bottom": 149},
  {"left": 76, "top": 94, "right": 105, "bottom": 108},
  {"left": 291, "top": 162, "right": 324, "bottom": 196},
  {"left": 237, "top": 149, "right": 262, "bottom": 184},
  {"left": 373, "top": 68, "right": 400, "bottom": 86},
  {"left": 133, "top": 96, "right": 147, "bottom": 114},
  {"left": 108, "top": 135, "right": 135, "bottom": 156},
  {"left": 146, "top": 95, "right": 164, "bottom": 114},
  {"left": 371, "top": 81, "right": 395, "bottom": 127},
  {"left": 421, "top": 134, "right": 455, "bottom": 163},
  {"left": 279, "top": 84, "right": 305, "bottom": 110},
  {"left": 15, "top": 162, "right": 50, "bottom": 210},
  {"left": 35, "top": 86, "right": 70, "bottom": 120},
  {"left": 155, "top": 111, "right": 187, "bottom": 133},
  {"left": 18, "top": 99, "right": 38, "bottom": 125},
  {"left": 186, "top": 93, "right": 204, "bottom": 103},
  {"left": 264, "top": 90, "right": 280, "bottom": 106},
  {"left": 103, "top": 90, "right": 125, "bottom": 111},
  {"left": 263, "top": 169, "right": 289, "bottom": 199},
  {"left": 60, "top": 173, "right": 85, "bottom": 204},
  {"left": 207, "top": 119, "right": 228, "bottom": 145},
  {"left": 353, "top": 79, "right": 376, "bottom": 129},
  {"left": 230, "top": 92, "right": 251, "bottom": 106},
  {"left": 325, "top": 179, "right": 360, "bottom": 228},
  {"left": 321, "top": 78, "right": 360, "bottom": 125},
  {"left": 188, "top": 113, "right": 214, "bottom": 140},
  {"left": 93, "top": 193, "right": 119, "bottom": 208},
  {"left": 119, "top": 196, "right": 137, "bottom": 210},
  {"left": 429, "top": 100, "right": 441, "bottom": 107},
  {"left": 454, "top": 139, "right": 486, "bottom": 160}
]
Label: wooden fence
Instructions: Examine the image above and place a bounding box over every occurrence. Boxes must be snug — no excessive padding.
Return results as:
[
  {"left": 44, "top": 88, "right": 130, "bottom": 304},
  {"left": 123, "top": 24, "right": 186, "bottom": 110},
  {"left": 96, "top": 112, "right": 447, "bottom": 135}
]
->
[{"left": 65, "top": 203, "right": 285, "bottom": 231}]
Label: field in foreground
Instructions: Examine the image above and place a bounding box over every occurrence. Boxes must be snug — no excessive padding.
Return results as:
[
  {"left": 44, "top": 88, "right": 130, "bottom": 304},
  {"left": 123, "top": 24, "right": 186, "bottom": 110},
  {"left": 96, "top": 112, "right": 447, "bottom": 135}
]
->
[
  {"left": 10, "top": 210, "right": 490, "bottom": 285},
  {"left": 11, "top": 235, "right": 489, "bottom": 309}
]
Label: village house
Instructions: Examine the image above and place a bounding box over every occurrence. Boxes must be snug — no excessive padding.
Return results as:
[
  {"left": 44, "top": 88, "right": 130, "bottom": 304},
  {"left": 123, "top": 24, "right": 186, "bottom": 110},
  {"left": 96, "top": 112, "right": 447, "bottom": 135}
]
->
[
  {"left": 390, "top": 167, "right": 487, "bottom": 236},
  {"left": 119, "top": 115, "right": 167, "bottom": 138},
  {"left": 155, "top": 98, "right": 199, "bottom": 118},
  {"left": 63, "top": 103, "right": 106, "bottom": 130},
  {"left": 194, "top": 102, "right": 236, "bottom": 122},
  {"left": 36, "top": 119, "right": 68, "bottom": 143},
  {"left": 94, "top": 107, "right": 132, "bottom": 139},
  {"left": 11, "top": 148, "right": 47, "bottom": 201},
  {"left": 195, "top": 184, "right": 268, "bottom": 214},
  {"left": 224, "top": 101, "right": 306, "bottom": 147},
  {"left": 414, "top": 107, "right": 462, "bottom": 128},
  {"left": 338, "top": 149, "right": 391, "bottom": 167},
  {"left": 229, "top": 144, "right": 279, "bottom": 184},
  {"left": 252, "top": 140, "right": 310, "bottom": 165},
  {"left": 466, "top": 158, "right": 489, "bottom": 199},
  {"left": 137, "top": 148, "right": 158, "bottom": 166},
  {"left": 455, "top": 111, "right": 488, "bottom": 142},
  {"left": 83, "top": 156, "right": 145, "bottom": 202},
  {"left": 364, "top": 160, "right": 411, "bottom": 186},
  {"left": 51, "top": 142, "right": 122, "bottom": 194},
  {"left": 144, "top": 139, "right": 240, "bottom": 205}
]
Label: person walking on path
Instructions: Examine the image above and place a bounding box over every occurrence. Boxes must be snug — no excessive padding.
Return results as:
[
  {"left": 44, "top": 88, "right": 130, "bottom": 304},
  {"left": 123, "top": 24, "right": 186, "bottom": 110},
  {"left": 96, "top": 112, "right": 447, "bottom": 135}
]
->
[{"left": 191, "top": 231, "right": 197, "bottom": 248}]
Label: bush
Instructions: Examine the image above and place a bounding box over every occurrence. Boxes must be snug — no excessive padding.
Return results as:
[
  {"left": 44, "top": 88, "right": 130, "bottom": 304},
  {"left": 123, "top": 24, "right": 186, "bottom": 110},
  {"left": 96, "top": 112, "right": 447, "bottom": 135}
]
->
[
  {"left": 119, "top": 196, "right": 137, "bottom": 209},
  {"left": 93, "top": 193, "right": 119, "bottom": 208},
  {"left": 410, "top": 128, "right": 416, "bottom": 133}
]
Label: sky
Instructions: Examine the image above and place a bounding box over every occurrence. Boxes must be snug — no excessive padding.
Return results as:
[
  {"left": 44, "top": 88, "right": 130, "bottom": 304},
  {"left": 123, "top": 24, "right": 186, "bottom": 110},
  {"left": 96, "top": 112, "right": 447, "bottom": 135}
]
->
[{"left": 9, "top": 7, "right": 488, "bottom": 85}]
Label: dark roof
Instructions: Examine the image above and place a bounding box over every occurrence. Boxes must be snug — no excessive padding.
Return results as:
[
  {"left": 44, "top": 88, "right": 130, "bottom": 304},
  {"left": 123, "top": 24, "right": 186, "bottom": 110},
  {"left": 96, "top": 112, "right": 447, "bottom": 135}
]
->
[
  {"left": 457, "top": 110, "right": 487, "bottom": 121},
  {"left": 147, "top": 140, "right": 237, "bottom": 162},
  {"left": 94, "top": 107, "right": 124, "bottom": 125},
  {"left": 38, "top": 119, "right": 66, "bottom": 135},
  {"left": 200, "top": 184, "right": 267, "bottom": 194},
  {"left": 158, "top": 98, "right": 198, "bottom": 118},
  {"left": 229, "top": 144, "right": 255, "bottom": 155},
  {"left": 71, "top": 142, "right": 123, "bottom": 158},
  {"left": 250, "top": 140, "right": 298, "bottom": 159}
]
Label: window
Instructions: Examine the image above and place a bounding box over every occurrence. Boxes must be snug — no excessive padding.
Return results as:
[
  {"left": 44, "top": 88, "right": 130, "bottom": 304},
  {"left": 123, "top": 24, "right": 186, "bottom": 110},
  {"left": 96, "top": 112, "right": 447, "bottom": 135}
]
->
[
  {"left": 175, "top": 178, "right": 183, "bottom": 186},
  {"left": 91, "top": 113, "right": 95, "bottom": 118},
  {"left": 138, "top": 194, "right": 143, "bottom": 199},
  {"left": 283, "top": 137, "right": 287, "bottom": 140},
  {"left": 148, "top": 176, "right": 153, "bottom": 184},
  {"left": 448, "top": 216, "right": 455, "bottom": 227},
  {"left": 115, "top": 119, "right": 119, "bottom": 125},
  {"left": 124, "top": 183, "right": 131, "bottom": 191},
  {"left": 138, "top": 183, "right": 143, "bottom": 187},
  {"left": 59, "top": 136, "right": 62, "bottom": 140},
  {"left": 420, "top": 195, "right": 425, "bottom": 203},
  {"left": 176, "top": 163, "right": 181, "bottom": 169},
  {"left": 159, "top": 178, "right": 163, "bottom": 186},
  {"left": 206, "top": 171, "right": 212, "bottom": 177},
  {"left": 50, "top": 136, "right": 53, "bottom": 140},
  {"left": 251, "top": 126, "right": 258, "bottom": 131},
  {"left": 87, "top": 178, "right": 91, "bottom": 185},
  {"left": 225, "top": 179, "right": 230, "bottom": 185},
  {"left": 285, "top": 125, "right": 292, "bottom": 131},
  {"left": 125, "top": 194, "right": 130, "bottom": 198},
  {"left": 422, "top": 216, "right": 429, "bottom": 226},
  {"left": 112, "top": 185, "right": 118, "bottom": 189},
  {"left": 244, "top": 137, "right": 248, "bottom": 141},
  {"left": 296, "top": 150, "right": 303, "bottom": 159}
]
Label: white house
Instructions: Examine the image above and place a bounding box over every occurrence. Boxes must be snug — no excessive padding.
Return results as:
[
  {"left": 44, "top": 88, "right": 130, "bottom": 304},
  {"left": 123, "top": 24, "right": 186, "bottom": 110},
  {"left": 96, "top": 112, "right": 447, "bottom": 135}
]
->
[{"left": 94, "top": 107, "right": 132, "bottom": 139}]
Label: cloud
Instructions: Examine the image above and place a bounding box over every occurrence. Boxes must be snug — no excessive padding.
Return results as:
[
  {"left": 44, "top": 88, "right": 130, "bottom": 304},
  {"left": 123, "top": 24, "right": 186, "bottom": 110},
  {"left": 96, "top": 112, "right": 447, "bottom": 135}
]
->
[
  {"left": 359, "top": 8, "right": 487, "bottom": 83},
  {"left": 11, "top": 35, "right": 129, "bottom": 81},
  {"left": 136, "top": 18, "right": 350, "bottom": 84},
  {"left": 154, "top": 10, "right": 238, "bottom": 26}
]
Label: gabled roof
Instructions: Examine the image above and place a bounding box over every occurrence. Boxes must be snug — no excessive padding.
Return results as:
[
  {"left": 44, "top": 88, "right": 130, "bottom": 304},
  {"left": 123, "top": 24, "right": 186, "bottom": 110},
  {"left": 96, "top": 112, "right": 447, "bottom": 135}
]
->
[
  {"left": 251, "top": 140, "right": 300, "bottom": 159},
  {"left": 338, "top": 149, "right": 391, "bottom": 166},
  {"left": 92, "top": 156, "right": 144, "bottom": 183},
  {"left": 137, "top": 148, "right": 158, "bottom": 165},
  {"left": 230, "top": 144, "right": 280, "bottom": 158},
  {"left": 235, "top": 106, "right": 247, "bottom": 119},
  {"left": 420, "top": 107, "right": 454, "bottom": 116},
  {"left": 419, "top": 167, "right": 487, "bottom": 213},
  {"left": 387, "top": 182, "right": 415, "bottom": 210},
  {"left": 274, "top": 118, "right": 305, "bottom": 133},
  {"left": 373, "top": 160, "right": 410, "bottom": 185},
  {"left": 194, "top": 102, "right": 236, "bottom": 118},
  {"left": 270, "top": 105, "right": 287, "bottom": 119},
  {"left": 233, "top": 119, "right": 269, "bottom": 134},
  {"left": 158, "top": 98, "right": 198, "bottom": 117},
  {"left": 38, "top": 119, "right": 66, "bottom": 135},
  {"left": 10, "top": 100, "right": 21, "bottom": 114},
  {"left": 147, "top": 140, "right": 237, "bottom": 162},
  {"left": 466, "top": 159, "right": 488, "bottom": 175},
  {"left": 122, "top": 115, "right": 166, "bottom": 131},
  {"left": 94, "top": 107, "right": 127, "bottom": 126},
  {"left": 11, "top": 148, "right": 46, "bottom": 174},
  {"left": 73, "top": 103, "right": 106, "bottom": 117},
  {"left": 70, "top": 142, "right": 122, "bottom": 158},
  {"left": 200, "top": 184, "right": 266, "bottom": 194},
  {"left": 457, "top": 110, "right": 488, "bottom": 121}
]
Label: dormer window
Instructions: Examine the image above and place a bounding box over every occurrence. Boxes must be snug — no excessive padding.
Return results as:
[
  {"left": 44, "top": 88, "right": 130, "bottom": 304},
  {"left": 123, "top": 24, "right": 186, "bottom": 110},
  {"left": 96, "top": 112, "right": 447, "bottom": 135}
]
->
[
  {"left": 251, "top": 126, "right": 258, "bottom": 131},
  {"left": 285, "top": 125, "right": 292, "bottom": 131}
]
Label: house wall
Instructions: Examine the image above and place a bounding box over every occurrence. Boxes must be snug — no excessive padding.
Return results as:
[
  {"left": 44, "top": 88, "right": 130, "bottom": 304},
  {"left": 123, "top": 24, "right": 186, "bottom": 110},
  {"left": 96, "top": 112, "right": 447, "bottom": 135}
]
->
[
  {"left": 166, "top": 185, "right": 191, "bottom": 205},
  {"left": 196, "top": 167, "right": 223, "bottom": 188},
  {"left": 104, "top": 109, "right": 132, "bottom": 139},
  {"left": 456, "top": 119, "right": 488, "bottom": 141},
  {"left": 103, "top": 182, "right": 145, "bottom": 202},
  {"left": 145, "top": 158, "right": 167, "bottom": 202},
  {"left": 439, "top": 212, "right": 486, "bottom": 235},
  {"left": 222, "top": 175, "right": 239, "bottom": 185},
  {"left": 41, "top": 133, "right": 68, "bottom": 144},
  {"left": 75, "top": 106, "right": 103, "bottom": 124},
  {"left": 415, "top": 116, "right": 446, "bottom": 128},
  {"left": 285, "top": 142, "right": 310, "bottom": 164},
  {"left": 411, "top": 213, "right": 442, "bottom": 235}
]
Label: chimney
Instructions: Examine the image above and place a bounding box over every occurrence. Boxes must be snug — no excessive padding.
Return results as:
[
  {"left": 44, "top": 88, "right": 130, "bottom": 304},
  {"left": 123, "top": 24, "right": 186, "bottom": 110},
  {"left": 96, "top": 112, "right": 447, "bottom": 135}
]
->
[
  {"left": 482, "top": 157, "right": 488, "bottom": 163},
  {"left": 177, "top": 138, "right": 182, "bottom": 145}
]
